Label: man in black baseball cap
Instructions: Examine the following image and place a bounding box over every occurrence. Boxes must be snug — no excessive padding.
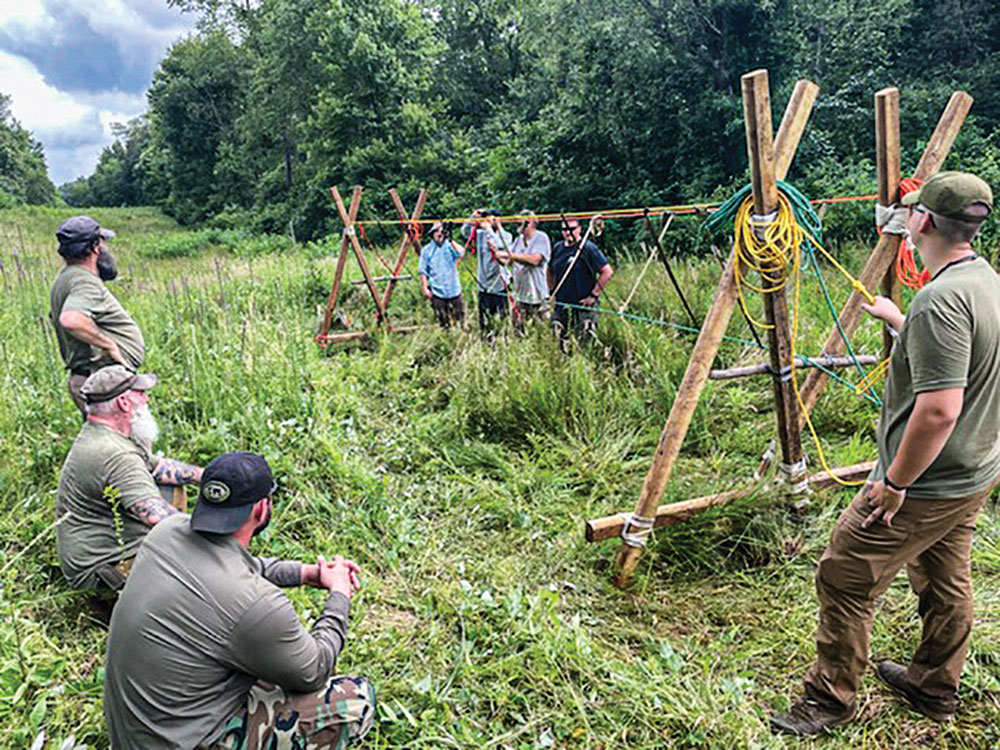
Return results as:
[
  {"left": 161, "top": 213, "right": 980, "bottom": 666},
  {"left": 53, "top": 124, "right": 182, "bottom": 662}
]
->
[
  {"left": 105, "top": 452, "right": 374, "bottom": 750},
  {"left": 773, "top": 171, "right": 1000, "bottom": 735},
  {"left": 190, "top": 452, "right": 278, "bottom": 534},
  {"left": 50, "top": 214, "right": 145, "bottom": 415}
]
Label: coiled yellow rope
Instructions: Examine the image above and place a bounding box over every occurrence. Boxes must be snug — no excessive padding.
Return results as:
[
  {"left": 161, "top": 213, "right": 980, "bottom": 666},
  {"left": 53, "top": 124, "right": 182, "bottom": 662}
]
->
[{"left": 732, "top": 193, "right": 888, "bottom": 487}]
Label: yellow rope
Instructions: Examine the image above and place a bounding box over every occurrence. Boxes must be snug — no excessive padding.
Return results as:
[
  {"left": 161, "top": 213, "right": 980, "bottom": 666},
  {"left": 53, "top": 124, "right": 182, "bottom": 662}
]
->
[{"left": 732, "top": 192, "right": 882, "bottom": 487}]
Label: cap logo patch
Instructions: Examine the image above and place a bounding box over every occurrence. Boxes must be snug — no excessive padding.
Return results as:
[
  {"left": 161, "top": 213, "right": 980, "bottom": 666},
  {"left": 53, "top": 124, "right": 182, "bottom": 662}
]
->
[{"left": 202, "top": 480, "right": 232, "bottom": 503}]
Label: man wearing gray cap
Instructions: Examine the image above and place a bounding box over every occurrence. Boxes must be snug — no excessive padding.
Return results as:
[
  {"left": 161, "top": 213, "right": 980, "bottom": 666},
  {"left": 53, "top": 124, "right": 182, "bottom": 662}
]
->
[
  {"left": 49, "top": 215, "right": 145, "bottom": 415},
  {"left": 773, "top": 172, "right": 1000, "bottom": 735},
  {"left": 104, "top": 452, "right": 374, "bottom": 750},
  {"left": 56, "top": 365, "right": 203, "bottom": 590}
]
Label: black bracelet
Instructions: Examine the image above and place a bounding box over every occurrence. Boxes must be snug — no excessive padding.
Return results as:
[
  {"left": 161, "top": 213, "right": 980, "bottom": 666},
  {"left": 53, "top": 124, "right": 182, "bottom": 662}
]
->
[{"left": 884, "top": 474, "right": 909, "bottom": 492}]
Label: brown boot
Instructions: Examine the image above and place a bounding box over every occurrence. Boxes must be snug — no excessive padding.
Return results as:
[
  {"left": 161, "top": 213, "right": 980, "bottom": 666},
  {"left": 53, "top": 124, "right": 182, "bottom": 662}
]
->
[
  {"left": 875, "top": 661, "right": 956, "bottom": 722},
  {"left": 770, "top": 697, "right": 855, "bottom": 736}
]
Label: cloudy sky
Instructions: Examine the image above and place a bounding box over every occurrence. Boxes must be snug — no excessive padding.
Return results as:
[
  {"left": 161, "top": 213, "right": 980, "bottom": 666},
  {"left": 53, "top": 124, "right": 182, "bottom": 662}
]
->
[{"left": 0, "top": 1, "right": 199, "bottom": 185}]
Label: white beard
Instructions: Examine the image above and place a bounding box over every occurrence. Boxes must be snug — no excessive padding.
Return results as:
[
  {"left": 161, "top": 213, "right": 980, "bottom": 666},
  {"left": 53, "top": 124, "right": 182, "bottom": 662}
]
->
[{"left": 130, "top": 404, "right": 160, "bottom": 453}]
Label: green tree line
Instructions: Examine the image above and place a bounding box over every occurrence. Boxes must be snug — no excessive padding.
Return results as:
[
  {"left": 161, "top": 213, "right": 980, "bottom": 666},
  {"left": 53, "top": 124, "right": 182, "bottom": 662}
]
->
[
  {"left": 0, "top": 93, "right": 57, "bottom": 207},
  {"left": 60, "top": 0, "right": 1000, "bottom": 242}
]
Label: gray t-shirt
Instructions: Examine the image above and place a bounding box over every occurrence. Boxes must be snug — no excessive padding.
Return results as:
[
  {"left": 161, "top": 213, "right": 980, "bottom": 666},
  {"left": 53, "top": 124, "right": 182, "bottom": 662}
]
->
[
  {"left": 50, "top": 264, "right": 145, "bottom": 373},
  {"left": 462, "top": 222, "right": 513, "bottom": 295},
  {"left": 56, "top": 422, "right": 159, "bottom": 588},
  {"left": 104, "top": 514, "right": 350, "bottom": 750},
  {"left": 874, "top": 257, "right": 1000, "bottom": 498},
  {"left": 510, "top": 231, "right": 551, "bottom": 304}
]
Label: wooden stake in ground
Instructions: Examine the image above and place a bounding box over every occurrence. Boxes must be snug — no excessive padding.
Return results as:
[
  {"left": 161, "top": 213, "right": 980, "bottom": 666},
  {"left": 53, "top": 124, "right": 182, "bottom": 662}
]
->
[
  {"left": 796, "top": 91, "right": 973, "bottom": 422},
  {"left": 875, "top": 88, "right": 901, "bottom": 360},
  {"left": 320, "top": 186, "right": 363, "bottom": 338},
  {"left": 610, "top": 76, "right": 819, "bottom": 587},
  {"left": 742, "top": 69, "right": 805, "bottom": 487}
]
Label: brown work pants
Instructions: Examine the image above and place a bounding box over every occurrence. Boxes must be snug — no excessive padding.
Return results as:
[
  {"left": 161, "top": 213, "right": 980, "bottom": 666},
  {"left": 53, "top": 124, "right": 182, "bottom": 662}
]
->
[
  {"left": 804, "top": 486, "right": 992, "bottom": 710},
  {"left": 68, "top": 373, "right": 88, "bottom": 417}
]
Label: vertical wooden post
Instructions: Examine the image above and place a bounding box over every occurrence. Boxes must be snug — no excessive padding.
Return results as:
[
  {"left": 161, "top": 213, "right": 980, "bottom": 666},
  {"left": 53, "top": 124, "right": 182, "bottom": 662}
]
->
[
  {"left": 320, "top": 186, "right": 363, "bottom": 338},
  {"left": 382, "top": 188, "right": 428, "bottom": 317},
  {"left": 612, "top": 75, "right": 818, "bottom": 587},
  {"left": 796, "top": 91, "right": 973, "bottom": 423},
  {"left": 741, "top": 69, "right": 804, "bottom": 483},
  {"left": 330, "top": 185, "right": 387, "bottom": 324},
  {"left": 875, "top": 88, "right": 901, "bottom": 360}
]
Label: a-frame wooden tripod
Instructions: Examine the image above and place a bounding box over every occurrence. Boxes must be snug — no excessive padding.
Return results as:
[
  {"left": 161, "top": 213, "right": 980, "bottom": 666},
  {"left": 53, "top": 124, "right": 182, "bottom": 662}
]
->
[
  {"left": 317, "top": 185, "right": 429, "bottom": 345},
  {"left": 584, "top": 70, "right": 973, "bottom": 588}
]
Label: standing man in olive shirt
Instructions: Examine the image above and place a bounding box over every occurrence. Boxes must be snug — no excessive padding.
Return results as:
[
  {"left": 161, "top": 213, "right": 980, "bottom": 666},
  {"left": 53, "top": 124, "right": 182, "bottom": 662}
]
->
[
  {"left": 104, "top": 452, "right": 374, "bottom": 750},
  {"left": 57, "top": 365, "right": 203, "bottom": 590},
  {"left": 772, "top": 172, "right": 1000, "bottom": 735},
  {"left": 50, "top": 215, "right": 145, "bottom": 415}
]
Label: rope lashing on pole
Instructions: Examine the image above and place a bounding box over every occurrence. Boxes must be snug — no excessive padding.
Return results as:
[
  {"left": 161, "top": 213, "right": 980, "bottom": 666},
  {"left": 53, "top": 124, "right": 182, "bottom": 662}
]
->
[{"left": 717, "top": 181, "right": 887, "bottom": 486}]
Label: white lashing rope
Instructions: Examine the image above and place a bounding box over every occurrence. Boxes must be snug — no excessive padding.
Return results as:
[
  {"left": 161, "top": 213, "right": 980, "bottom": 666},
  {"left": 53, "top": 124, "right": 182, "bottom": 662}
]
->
[
  {"left": 875, "top": 203, "right": 908, "bottom": 236},
  {"left": 619, "top": 512, "right": 655, "bottom": 548}
]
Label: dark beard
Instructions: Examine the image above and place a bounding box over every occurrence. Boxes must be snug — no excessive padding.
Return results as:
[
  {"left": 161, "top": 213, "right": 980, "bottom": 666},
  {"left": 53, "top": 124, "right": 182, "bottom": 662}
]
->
[{"left": 97, "top": 248, "right": 118, "bottom": 281}]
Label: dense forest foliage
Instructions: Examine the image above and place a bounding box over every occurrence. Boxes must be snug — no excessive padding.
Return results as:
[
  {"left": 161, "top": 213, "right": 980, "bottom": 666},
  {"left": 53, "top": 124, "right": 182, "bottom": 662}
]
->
[
  {"left": 55, "top": 0, "right": 1000, "bottom": 241},
  {"left": 0, "top": 93, "right": 57, "bottom": 207}
]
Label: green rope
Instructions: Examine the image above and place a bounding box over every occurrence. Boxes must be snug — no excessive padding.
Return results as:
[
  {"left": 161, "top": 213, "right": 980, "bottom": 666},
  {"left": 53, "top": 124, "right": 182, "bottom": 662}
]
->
[{"left": 700, "top": 180, "right": 824, "bottom": 249}]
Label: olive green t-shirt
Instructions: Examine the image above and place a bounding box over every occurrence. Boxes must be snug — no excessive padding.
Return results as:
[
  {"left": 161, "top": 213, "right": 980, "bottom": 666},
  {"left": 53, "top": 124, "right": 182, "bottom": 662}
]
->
[
  {"left": 874, "top": 257, "right": 1000, "bottom": 498},
  {"left": 49, "top": 265, "right": 145, "bottom": 373},
  {"left": 56, "top": 422, "right": 159, "bottom": 588},
  {"left": 104, "top": 515, "right": 350, "bottom": 750}
]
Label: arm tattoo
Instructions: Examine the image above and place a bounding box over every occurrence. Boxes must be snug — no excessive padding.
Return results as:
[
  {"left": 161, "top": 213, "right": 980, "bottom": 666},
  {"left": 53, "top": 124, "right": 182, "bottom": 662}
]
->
[
  {"left": 127, "top": 496, "right": 179, "bottom": 527},
  {"left": 151, "top": 458, "right": 202, "bottom": 486}
]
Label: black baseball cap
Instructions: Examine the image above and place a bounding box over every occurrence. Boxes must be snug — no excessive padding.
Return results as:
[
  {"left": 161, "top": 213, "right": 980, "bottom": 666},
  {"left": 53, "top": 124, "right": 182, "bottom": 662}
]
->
[{"left": 191, "top": 452, "right": 276, "bottom": 534}]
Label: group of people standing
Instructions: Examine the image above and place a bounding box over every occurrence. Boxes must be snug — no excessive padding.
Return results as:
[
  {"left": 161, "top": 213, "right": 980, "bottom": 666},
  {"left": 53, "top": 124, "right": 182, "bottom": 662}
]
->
[
  {"left": 417, "top": 208, "right": 614, "bottom": 340},
  {"left": 47, "top": 216, "right": 374, "bottom": 749}
]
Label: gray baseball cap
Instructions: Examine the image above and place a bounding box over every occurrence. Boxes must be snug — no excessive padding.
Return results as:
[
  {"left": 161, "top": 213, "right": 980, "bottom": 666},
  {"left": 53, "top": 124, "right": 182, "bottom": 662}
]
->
[
  {"left": 80, "top": 365, "right": 157, "bottom": 404},
  {"left": 56, "top": 215, "right": 116, "bottom": 245}
]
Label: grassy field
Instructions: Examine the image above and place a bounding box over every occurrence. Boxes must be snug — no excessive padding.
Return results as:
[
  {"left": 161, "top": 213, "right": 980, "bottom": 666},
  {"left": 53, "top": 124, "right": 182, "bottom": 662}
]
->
[{"left": 1, "top": 206, "right": 998, "bottom": 749}]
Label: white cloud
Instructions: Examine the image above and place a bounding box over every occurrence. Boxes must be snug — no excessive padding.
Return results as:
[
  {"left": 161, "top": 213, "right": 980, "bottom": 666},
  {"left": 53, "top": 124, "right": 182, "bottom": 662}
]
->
[
  {"left": 0, "top": 1, "right": 198, "bottom": 186},
  {"left": 0, "top": 1, "right": 52, "bottom": 30},
  {"left": 0, "top": 50, "right": 91, "bottom": 129}
]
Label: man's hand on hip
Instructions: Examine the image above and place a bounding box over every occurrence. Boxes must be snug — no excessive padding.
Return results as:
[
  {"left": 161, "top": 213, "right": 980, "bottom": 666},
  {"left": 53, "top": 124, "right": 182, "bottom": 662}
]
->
[{"left": 861, "top": 480, "right": 906, "bottom": 528}]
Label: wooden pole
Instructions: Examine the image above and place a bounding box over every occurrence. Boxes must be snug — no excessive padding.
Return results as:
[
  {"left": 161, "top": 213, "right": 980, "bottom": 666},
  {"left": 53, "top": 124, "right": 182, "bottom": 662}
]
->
[
  {"left": 330, "top": 186, "right": 387, "bottom": 324},
  {"left": 709, "top": 354, "right": 879, "bottom": 380},
  {"left": 875, "top": 88, "right": 901, "bottom": 360},
  {"left": 611, "top": 75, "right": 819, "bottom": 587},
  {"left": 382, "top": 188, "right": 428, "bottom": 316},
  {"left": 587, "top": 461, "right": 874, "bottom": 542},
  {"left": 796, "top": 91, "right": 973, "bottom": 422},
  {"left": 320, "top": 186, "right": 363, "bottom": 337},
  {"left": 741, "top": 69, "right": 804, "bottom": 484},
  {"left": 316, "top": 324, "right": 429, "bottom": 344}
]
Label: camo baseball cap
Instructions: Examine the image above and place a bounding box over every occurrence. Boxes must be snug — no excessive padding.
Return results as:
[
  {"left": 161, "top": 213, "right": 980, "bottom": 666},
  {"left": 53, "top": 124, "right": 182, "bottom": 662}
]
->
[
  {"left": 901, "top": 171, "right": 993, "bottom": 222},
  {"left": 80, "top": 364, "right": 157, "bottom": 404},
  {"left": 191, "top": 452, "right": 276, "bottom": 534}
]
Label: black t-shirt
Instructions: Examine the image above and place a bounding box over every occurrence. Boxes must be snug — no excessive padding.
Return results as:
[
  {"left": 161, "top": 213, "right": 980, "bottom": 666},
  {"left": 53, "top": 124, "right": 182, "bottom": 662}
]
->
[{"left": 549, "top": 240, "right": 608, "bottom": 303}]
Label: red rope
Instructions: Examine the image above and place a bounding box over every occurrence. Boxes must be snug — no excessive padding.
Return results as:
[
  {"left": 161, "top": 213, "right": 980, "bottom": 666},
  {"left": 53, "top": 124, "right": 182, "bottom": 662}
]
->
[
  {"left": 357, "top": 224, "right": 395, "bottom": 274},
  {"left": 895, "top": 178, "right": 930, "bottom": 290}
]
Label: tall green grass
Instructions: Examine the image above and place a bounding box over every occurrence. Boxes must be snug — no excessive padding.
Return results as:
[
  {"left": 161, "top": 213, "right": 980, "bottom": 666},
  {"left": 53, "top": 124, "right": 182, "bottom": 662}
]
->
[{"left": 1, "top": 207, "right": 998, "bottom": 748}]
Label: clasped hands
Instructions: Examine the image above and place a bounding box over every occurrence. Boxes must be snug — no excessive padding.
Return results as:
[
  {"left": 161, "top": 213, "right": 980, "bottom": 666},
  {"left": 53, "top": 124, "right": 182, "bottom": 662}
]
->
[{"left": 303, "top": 555, "right": 363, "bottom": 598}]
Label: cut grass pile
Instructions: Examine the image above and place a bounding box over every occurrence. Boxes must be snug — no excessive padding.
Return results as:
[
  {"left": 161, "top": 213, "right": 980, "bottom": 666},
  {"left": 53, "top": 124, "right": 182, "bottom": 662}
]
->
[{"left": 1, "top": 206, "right": 998, "bottom": 748}]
